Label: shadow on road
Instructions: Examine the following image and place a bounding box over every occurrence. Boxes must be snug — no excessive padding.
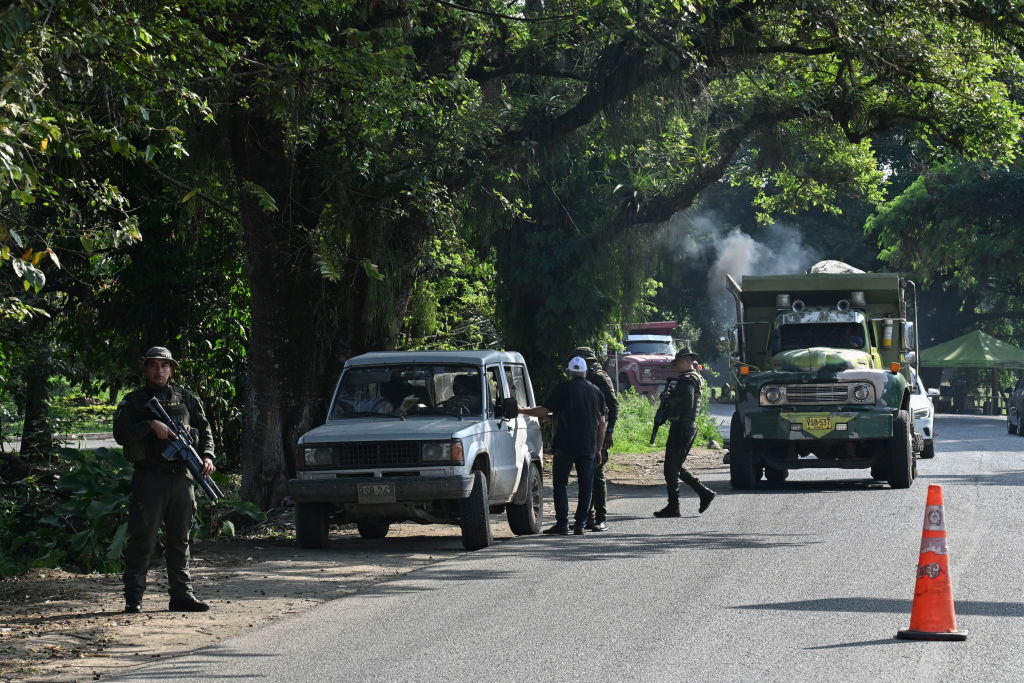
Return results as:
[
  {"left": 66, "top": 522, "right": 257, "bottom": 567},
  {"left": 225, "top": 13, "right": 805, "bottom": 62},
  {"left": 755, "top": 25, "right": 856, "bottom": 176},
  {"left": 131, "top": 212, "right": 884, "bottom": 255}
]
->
[{"left": 733, "top": 596, "right": 1024, "bottom": 619}]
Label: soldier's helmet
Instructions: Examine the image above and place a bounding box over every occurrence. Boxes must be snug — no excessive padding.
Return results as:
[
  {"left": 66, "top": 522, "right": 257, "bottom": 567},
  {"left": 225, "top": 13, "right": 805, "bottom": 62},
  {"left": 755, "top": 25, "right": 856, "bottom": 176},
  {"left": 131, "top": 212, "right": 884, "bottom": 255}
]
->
[
  {"left": 143, "top": 346, "right": 179, "bottom": 368},
  {"left": 674, "top": 347, "right": 701, "bottom": 364},
  {"left": 571, "top": 346, "right": 598, "bottom": 361}
]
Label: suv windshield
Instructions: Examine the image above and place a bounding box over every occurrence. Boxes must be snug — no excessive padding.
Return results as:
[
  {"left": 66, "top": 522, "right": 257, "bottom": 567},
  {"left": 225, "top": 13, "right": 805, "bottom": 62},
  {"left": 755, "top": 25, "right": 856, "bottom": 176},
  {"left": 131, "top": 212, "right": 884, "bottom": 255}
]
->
[
  {"left": 625, "top": 340, "right": 675, "bottom": 355},
  {"left": 772, "top": 322, "right": 867, "bottom": 353},
  {"left": 331, "top": 365, "right": 483, "bottom": 418}
]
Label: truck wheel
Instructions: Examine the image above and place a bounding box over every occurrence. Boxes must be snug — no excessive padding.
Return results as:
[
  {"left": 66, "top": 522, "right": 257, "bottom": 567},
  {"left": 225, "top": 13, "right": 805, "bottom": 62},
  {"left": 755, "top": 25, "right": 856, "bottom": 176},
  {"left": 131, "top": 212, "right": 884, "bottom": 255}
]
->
[
  {"left": 920, "top": 440, "right": 936, "bottom": 459},
  {"left": 507, "top": 463, "right": 543, "bottom": 535},
  {"left": 356, "top": 519, "right": 390, "bottom": 539},
  {"left": 729, "top": 413, "right": 758, "bottom": 489},
  {"left": 295, "top": 502, "right": 330, "bottom": 549},
  {"left": 764, "top": 466, "right": 788, "bottom": 483},
  {"left": 461, "top": 470, "right": 494, "bottom": 550},
  {"left": 870, "top": 465, "right": 885, "bottom": 480},
  {"left": 887, "top": 409, "right": 914, "bottom": 489},
  {"left": 619, "top": 374, "right": 632, "bottom": 393},
  {"left": 1008, "top": 419, "right": 1017, "bottom": 434}
]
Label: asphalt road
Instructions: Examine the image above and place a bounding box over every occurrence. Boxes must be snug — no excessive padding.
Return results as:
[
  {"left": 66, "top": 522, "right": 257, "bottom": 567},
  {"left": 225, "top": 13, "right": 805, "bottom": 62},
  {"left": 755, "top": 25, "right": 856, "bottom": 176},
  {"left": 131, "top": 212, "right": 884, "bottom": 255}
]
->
[{"left": 116, "top": 413, "right": 1024, "bottom": 682}]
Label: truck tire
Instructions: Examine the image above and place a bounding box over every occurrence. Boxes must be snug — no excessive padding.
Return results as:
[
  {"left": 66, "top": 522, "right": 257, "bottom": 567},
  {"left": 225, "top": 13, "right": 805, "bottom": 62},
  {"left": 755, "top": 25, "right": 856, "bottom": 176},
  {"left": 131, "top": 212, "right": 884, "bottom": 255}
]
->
[
  {"left": 765, "top": 466, "right": 788, "bottom": 483},
  {"left": 619, "top": 374, "right": 632, "bottom": 393},
  {"left": 729, "top": 413, "right": 759, "bottom": 489},
  {"left": 921, "top": 440, "right": 936, "bottom": 459},
  {"left": 1008, "top": 419, "right": 1017, "bottom": 434},
  {"left": 295, "top": 502, "right": 330, "bottom": 549},
  {"left": 356, "top": 519, "right": 390, "bottom": 539},
  {"left": 461, "top": 470, "right": 494, "bottom": 550},
  {"left": 507, "top": 463, "right": 543, "bottom": 535},
  {"left": 887, "top": 409, "right": 914, "bottom": 489}
]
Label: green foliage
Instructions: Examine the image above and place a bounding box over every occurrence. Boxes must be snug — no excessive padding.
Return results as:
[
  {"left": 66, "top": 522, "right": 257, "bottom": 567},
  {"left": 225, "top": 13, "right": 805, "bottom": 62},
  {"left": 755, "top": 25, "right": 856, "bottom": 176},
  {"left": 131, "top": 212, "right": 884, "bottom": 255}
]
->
[
  {"left": 0, "top": 447, "right": 266, "bottom": 578},
  {"left": 609, "top": 385, "right": 721, "bottom": 455}
]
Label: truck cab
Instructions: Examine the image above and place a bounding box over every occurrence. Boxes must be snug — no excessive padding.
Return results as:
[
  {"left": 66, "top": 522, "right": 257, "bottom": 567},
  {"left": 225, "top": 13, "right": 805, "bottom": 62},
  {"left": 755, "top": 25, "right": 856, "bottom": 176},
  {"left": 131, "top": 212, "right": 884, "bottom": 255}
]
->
[
  {"left": 606, "top": 321, "right": 678, "bottom": 395},
  {"left": 727, "top": 269, "right": 920, "bottom": 489}
]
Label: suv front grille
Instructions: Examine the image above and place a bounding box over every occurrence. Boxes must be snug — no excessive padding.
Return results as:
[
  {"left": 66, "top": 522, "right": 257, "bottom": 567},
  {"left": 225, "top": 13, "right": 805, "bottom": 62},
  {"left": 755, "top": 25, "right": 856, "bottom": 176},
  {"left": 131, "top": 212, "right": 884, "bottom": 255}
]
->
[
  {"left": 784, "top": 384, "right": 850, "bottom": 404},
  {"left": 337, "top": 442, "right": 421, "bottom": 468}
]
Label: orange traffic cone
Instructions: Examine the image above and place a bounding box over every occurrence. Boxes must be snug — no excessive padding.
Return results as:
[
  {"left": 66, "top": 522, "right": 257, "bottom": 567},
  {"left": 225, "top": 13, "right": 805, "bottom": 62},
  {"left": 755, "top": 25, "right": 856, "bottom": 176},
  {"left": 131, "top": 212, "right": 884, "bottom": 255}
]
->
[{"left": 896, "top": 484, "right": 967, "bottom": 640}]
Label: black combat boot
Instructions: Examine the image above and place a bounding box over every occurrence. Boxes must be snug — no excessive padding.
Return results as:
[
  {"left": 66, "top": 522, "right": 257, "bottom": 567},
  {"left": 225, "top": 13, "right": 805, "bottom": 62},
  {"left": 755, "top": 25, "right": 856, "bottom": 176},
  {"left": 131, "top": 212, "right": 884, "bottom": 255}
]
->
[
  {"left": 697, "top": 484, "right": 716, "bottom": 514},
  {"left": 653, "top": 491, "right": 681, "bottom": 517}
]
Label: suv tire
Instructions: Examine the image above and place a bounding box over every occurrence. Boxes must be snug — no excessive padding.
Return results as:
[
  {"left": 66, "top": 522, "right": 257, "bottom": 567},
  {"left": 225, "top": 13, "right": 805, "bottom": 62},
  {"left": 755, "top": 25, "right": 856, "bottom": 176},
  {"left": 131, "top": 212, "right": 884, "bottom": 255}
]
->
[
  {"left": 356, "top": 519, "right": 390, "bottom": 539},
  {"left": 461, "top": 470, "right": 494, "bottom": 550},
  {"left": 295, "top": 502, "right": 329, "bottom": 549},
  {"left": 507, "top": 463, "right": 543, "bottom": 535}
]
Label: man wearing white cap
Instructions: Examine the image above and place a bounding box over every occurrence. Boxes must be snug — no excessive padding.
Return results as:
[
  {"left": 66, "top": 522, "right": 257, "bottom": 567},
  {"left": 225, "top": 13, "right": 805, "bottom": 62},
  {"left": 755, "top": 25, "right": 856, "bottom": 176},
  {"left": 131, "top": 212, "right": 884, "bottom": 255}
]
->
[{"left": 521, "top": 356, "right": 607, "bottom": 535}]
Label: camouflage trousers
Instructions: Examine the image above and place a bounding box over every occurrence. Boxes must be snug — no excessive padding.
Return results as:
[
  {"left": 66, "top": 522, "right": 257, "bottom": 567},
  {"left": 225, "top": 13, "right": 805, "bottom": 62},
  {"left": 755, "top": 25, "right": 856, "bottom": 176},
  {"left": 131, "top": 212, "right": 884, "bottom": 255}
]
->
[
  {"left": 122, "top": 466, "right": 197, "bottom": 602},
  {"left": 588, "top": 443, "right": 610, "bottom": 524}
]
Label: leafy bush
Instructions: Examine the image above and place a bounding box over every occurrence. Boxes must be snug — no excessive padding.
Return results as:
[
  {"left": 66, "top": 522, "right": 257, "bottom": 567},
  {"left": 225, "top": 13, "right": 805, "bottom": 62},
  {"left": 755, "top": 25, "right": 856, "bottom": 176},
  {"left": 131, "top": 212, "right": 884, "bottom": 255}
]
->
[
  {"left": 609, "top": 384, "right": 721, "bottom": 455},
  {"left": 1, "top": 447, "right": 266, "bottom": 578}
]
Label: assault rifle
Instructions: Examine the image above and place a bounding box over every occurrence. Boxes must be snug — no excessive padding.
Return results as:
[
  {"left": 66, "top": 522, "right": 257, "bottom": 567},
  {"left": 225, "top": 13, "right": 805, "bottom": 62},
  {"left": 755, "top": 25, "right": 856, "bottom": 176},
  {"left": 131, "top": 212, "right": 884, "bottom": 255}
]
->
[
  {"left": 146, "top": 397, "right": 224, "bottom": 503},
  {"left": 649, "top": 378, "right": 678, "bottom": 445}
]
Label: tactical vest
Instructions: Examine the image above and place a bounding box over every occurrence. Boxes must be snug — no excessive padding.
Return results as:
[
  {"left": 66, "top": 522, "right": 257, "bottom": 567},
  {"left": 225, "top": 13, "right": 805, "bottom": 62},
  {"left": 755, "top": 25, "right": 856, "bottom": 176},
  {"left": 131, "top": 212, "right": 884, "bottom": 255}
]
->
[
  {"left": 123, "top": 385, "right": 192, "bottom": 464},
  {"left": 660, "top": 371, "right": 704, "bottom": 422}
]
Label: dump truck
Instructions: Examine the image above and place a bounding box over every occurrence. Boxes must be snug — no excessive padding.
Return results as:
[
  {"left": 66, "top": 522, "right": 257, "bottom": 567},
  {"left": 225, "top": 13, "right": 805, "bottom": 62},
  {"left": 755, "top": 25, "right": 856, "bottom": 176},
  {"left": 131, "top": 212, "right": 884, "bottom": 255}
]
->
[
  {"left": 606, "top": 321, "right": 679, "bottom": 395},
  {"left": 726, "top": 266, "right": 920, "bottom": 489}
]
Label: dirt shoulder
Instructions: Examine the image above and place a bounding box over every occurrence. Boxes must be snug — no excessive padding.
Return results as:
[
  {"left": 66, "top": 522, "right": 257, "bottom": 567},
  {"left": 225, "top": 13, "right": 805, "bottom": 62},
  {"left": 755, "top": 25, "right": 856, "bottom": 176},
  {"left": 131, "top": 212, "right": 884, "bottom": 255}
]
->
[{"left": 0, "top": 448, "right": 724, "bottom": 682}]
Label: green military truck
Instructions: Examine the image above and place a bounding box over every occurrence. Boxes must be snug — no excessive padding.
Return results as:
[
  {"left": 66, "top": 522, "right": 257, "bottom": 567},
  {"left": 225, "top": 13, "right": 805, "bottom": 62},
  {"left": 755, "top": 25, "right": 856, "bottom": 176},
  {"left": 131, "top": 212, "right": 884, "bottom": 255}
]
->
[{"left": 726, "top": 269, "right": 920, "bottom": 489}]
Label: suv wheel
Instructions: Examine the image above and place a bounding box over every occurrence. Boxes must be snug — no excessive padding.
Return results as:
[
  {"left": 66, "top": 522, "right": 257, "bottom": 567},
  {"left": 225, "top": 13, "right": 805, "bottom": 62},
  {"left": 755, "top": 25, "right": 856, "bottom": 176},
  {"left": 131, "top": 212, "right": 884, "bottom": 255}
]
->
[
  {"left": 356, "top": 519, "right": 390, "bottom": 539},
  {"left": 460, "top": 470, "right": 494, "bottom": 550},
  {"left": 295, "top": 502, "right": 330, "bottom": 549},
  {"left": 507, "top": 463, "right": 543, "bottom": 535}
]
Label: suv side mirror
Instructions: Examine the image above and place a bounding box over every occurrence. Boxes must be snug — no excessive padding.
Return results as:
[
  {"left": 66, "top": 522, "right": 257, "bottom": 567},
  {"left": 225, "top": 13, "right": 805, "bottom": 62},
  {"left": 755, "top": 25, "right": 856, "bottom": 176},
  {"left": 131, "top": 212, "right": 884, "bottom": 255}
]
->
[{"left": 501, "top": 397, "right": 519, "bottom": 420}]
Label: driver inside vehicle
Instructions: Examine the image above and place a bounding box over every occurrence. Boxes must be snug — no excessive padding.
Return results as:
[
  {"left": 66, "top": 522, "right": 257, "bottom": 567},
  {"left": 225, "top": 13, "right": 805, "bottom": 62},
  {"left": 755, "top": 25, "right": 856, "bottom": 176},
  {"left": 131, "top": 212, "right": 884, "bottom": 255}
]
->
[{"left": 444, "top": 374, "right": 482, "bottom": 415}]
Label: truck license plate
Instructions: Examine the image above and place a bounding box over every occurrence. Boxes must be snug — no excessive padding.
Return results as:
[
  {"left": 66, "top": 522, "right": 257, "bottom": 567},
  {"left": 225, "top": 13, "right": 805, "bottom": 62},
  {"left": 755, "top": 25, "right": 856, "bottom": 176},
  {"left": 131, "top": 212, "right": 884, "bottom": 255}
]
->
[
  {"left": 357, "top": 482, "right": 396, "bottom": 504},
  {"left": 804, "top": 416, "right": 833, "bottom": 431}
]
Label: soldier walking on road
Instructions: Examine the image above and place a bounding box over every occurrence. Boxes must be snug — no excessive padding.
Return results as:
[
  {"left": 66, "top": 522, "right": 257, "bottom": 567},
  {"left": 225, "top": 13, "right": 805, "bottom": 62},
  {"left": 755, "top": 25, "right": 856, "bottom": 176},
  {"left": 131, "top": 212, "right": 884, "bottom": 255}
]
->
[
  {"left": 654, "top": 348, "right": 715, "bottom": 517},
  {"left": 571, "top": 347, "right": 618, "bottom": 532},
  {"left": 521, "top": 357, "right": 607, "bottom": 536},
  {"left": 113, "top": 347, "right": 216, "bottom": 614}
]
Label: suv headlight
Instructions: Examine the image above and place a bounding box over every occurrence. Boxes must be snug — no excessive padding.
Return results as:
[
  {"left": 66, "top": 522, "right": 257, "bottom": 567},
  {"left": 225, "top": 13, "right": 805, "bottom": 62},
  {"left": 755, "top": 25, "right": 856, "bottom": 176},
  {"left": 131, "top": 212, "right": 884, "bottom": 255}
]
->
[
  {"left": 763, "top": 386, "right": 783, "bottom": 404},
  {"left": 852, "top": 384, "right": 872, "bottom": 402},
  {"left": 422, "top": 440, "right": 464, "bottom": 463},
  {"left": 913, "top": 408, "right": 930, "bottom": 420},
  {"left": 303, "top": 447, "right": 334, "bottom": 467}
]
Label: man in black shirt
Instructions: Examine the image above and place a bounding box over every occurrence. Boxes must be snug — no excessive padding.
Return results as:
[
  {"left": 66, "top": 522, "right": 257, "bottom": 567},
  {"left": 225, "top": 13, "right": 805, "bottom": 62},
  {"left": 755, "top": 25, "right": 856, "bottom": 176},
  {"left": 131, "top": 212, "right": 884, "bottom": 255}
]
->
[{"left": 521, "top": 356, "right": 606, "bottom": 535}]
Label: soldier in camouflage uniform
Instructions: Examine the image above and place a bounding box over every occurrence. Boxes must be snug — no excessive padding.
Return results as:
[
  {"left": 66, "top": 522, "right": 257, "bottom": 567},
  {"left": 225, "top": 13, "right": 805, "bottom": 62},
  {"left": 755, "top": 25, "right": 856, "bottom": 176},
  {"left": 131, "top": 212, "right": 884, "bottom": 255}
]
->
[
  {"left": 571, "top": 347, "right": 619, "bottom": 532},
  {"left": 113, "top": 347, "right": 216, "bottom": 614},
  {"left": 654, "top": 348, "right": 715, "bottom": 517}
]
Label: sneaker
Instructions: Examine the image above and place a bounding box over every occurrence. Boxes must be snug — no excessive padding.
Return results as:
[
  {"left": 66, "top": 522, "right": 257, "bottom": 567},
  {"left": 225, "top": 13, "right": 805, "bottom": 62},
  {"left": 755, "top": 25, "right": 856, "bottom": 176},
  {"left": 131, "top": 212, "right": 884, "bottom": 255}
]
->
[
  {"left": 591, "top": 521, "right": 607, "bottom": 532},
  {"left": 542, "top": 524, "right": 569, "bottom": 536},
  {"left": 584, "top": 519, "right": 596, "bottom": 531},
  {"left": 573, "top": 524, "right": 585, "bottom": 536}
]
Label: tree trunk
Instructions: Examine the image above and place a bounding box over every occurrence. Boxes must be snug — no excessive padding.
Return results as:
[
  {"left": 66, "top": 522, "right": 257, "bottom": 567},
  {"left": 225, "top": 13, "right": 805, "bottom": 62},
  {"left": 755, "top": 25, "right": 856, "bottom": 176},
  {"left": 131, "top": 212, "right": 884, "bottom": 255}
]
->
[
  {"left": 20, "top": 332, "right": 53, "bottom": 457},
  {"left": 230, "top": 111, "right": 337, "bottom": 509}
]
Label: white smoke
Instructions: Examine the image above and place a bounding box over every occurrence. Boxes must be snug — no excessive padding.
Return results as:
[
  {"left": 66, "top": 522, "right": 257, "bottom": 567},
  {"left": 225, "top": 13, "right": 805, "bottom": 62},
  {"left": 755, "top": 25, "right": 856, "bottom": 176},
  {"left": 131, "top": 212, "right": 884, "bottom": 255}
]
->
[{"left": 659, "top": 210, "right": 823, "bottom": 323}]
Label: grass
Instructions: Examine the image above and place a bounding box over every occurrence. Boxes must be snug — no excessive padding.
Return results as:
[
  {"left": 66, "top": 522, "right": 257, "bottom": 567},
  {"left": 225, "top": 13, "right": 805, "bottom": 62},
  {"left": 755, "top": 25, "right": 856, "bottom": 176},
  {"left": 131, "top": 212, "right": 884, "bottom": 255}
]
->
[{"left": 609, "top": 386, "right": 721, "bottom": 455}]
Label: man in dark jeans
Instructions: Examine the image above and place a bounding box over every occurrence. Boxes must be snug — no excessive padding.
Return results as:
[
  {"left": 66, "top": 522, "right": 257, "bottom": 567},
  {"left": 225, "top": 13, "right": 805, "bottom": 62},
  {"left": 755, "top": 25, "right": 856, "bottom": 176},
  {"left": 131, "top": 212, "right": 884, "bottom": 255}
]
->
[
  {"left": 571, "top": 346, "right": 618, "bottom": 532},
  {"left": 521, "top": 356, "right": 606, "bottom": 535}
]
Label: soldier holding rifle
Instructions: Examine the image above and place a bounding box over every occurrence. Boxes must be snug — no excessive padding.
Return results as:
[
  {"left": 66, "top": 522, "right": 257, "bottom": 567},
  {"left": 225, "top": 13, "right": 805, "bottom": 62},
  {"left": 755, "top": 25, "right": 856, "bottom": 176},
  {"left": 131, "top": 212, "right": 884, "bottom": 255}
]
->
[
  {"left": 113, "top": 346, "right": 216, "bottom": 614},
  {"left": 653, "top": 348, "right": 715, "bottom": 518}
]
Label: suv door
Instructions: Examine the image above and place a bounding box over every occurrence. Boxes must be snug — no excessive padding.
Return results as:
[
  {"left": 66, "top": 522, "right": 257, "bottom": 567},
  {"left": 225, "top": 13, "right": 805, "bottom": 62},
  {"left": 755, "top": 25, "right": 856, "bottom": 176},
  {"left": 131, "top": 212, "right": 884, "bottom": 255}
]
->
[
  {"left": 504, "top": 362, "right": 543, "bottom": 471},
  {"left": 484, "top": 364, "right": 519, "bottom": 499}
]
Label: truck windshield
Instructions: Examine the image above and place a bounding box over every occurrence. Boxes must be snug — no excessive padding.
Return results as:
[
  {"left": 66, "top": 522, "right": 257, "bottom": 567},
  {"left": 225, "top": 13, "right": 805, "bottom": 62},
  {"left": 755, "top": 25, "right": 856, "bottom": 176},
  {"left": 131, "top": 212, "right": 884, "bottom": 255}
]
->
[
  {"left": 331, "top": 365, "right": 483, "bottom": 418},
  {"left": 625, "top": 341, "right": 675, "bottom": 355},
  {"left": 773, "top": 323, "right": 867, "bottom": 353}
]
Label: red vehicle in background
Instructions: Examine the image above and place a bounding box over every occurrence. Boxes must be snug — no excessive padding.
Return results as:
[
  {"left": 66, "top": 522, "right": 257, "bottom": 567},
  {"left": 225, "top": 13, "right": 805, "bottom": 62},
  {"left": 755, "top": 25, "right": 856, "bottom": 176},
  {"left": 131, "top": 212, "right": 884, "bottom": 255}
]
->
[{"left": 606, "top": 321, "right": 679, "bottom": 395}]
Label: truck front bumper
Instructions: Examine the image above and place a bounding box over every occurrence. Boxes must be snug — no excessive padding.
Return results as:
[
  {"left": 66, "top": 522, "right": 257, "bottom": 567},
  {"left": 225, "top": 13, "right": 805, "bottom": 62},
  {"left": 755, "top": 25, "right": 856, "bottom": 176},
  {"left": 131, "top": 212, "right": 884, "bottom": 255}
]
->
[
  {"left": 745, "top": 409, "right": 894, "bottom": 441},
  {"left": 288, "top": 474, "right": 475, "bottom": 504}
]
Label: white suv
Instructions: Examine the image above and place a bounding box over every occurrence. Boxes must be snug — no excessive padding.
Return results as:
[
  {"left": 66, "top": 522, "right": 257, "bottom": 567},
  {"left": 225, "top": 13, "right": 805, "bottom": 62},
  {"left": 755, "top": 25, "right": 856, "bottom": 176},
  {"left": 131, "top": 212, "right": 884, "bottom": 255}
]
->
[
  {"left": 910, "top": 368, "right": 938, "bottom": 459},
  {"left": 288, "top": 350, "right": 544, "bottom": 550}
]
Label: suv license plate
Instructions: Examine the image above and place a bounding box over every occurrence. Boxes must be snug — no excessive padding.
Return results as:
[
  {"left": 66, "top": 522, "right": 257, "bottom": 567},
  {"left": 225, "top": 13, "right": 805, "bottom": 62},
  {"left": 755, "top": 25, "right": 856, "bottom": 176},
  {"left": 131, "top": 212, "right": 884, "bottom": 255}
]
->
[
  {"left": 804, "top": 416, "right": 833, "bottom": 431},
  {"left": 357, "top": 482, "right": 396, "bottom": 504}
]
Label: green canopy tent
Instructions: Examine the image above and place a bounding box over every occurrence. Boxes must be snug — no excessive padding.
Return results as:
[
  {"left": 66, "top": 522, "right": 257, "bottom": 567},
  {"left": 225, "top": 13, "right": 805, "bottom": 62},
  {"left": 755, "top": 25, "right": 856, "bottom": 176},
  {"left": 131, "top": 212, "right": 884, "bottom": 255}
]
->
[{"left": 919, "top": 330, "right": 1024, "bottom": 414}]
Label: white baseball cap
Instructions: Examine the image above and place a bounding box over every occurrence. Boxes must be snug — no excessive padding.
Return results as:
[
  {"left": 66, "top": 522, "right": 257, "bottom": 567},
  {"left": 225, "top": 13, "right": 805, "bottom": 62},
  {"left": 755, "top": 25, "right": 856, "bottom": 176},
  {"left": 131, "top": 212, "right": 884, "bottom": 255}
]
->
[{"left": 568, "top": 356, "right": 588, "bottom": 373}]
